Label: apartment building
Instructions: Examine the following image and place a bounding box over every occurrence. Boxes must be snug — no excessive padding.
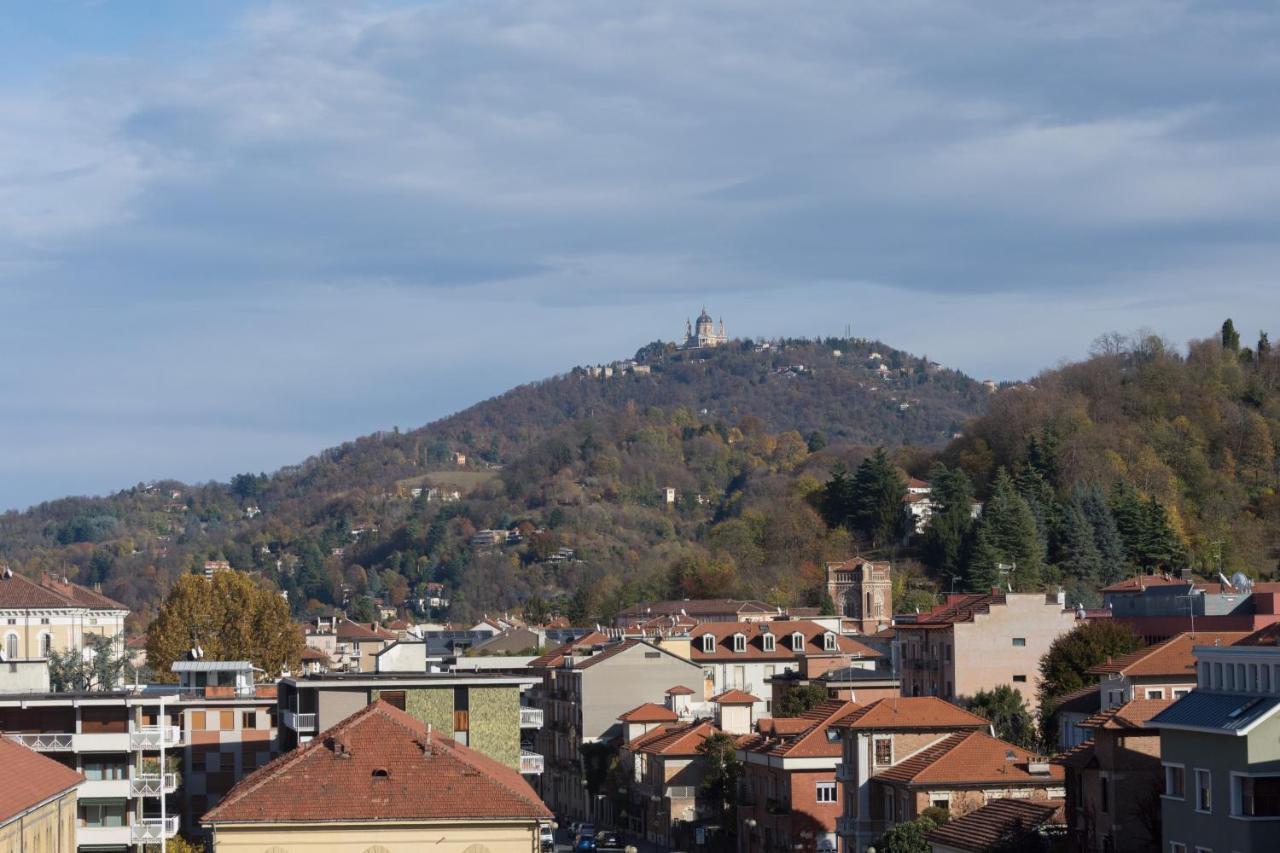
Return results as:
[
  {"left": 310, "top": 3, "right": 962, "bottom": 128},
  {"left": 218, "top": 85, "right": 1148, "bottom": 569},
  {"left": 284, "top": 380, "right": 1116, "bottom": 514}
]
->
[
  {"left": 1103, "top": 575, "right": 1280, "bottom": 642},
  {"left": 1054, "top": 698, "right": 1169, "bottom": 853},
  {"left": 1150, "top": 623, "right": 1280, "bottom": 852},
  {"left": 1090, "top": 631, "right": 1247, "bottom": 710},
  {"left": 0, "top": 737, "right": 81, "bottom": 853},
  {"left": 736, "top": 699, "right": 858, "bottom": 853},
  {"left": 0, "top": 570, "right": 128, "bottom": 664},
  {"left": 895, "top": 591, "right": 1076, "bottom": 712},
  {"left": 202, "top": 701, "right": 552, "bottom": 853},
  {"left": 620, "top": 718, "right": 725, "bottom": 847}
]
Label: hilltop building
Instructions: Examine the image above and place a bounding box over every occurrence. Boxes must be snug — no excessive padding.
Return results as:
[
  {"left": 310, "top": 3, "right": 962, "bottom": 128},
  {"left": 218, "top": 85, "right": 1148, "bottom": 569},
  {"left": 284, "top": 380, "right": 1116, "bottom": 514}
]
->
[
  {"left": 825, "top": 559, "right": 892, "bottom": 634},
  {"left": 684, "top": 307, "right": 727, "bottom": 348}
]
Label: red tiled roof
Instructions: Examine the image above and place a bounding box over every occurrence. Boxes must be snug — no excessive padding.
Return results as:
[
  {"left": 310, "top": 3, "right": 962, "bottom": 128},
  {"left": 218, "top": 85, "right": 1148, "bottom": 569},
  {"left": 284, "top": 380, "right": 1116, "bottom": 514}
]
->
[
  {"left": 665, "top": 685, "right": 695, "bottom": 695},
  {"left": 527, "top": 631, "right": 610, "bottom": 668},
  {"left": 634, "top": 721, "right": 723, "bottom": 756},
  {"left": 754, "top": 718, "right": 814, "bottom": 737},
  {"left": 300, "top": 646, "right": 331, "bottom": 662},
  {"left": 1236, "top": 622, "right": 1280, "bottom": 646},
  {"left": 1080, "top": 698, "right": 1172, "bottom": 731},
  {"left": 834, "top": 697, "right": 990, "bottom": 731},
  {"left": 0, "top": 570, "right": 125, "bottom": 611},
  {"left": 0, "top": 740, "right": 83, "bottom": 822},
  {"left": 1100, "top": 574, "right": 1196, "bottom": 594},
  {"left": 689, "top": 620, "right": 882, "bottom": 661},
  {"left": 877, "top": 730, "right": 1063, "bottom": 786},
  {"left": 203, "top": 701, "right": 551, "bottom": 825},
  {"left": 912, "top": 593, "right": 1006, "bottom": 625},
  {"left": 739, "top": 700, "right": 858, "bottom": 758},
  {"left": 1051, "top": 741, "right": 1097, "bottom": 771},
  {"left": 1089, "top": 632, "right": 1246, "bottom": 678},
  {"left": 926, "top": 799, "right": 1060, "bottom": 852},
  {"left": 711, "top": 689, "right": 760, "bottom": 705},
  {"left": 335, "top": 619, "right": 395, "bottom": 642},
  {"left": 39, "top": 574, "right": 127, "bottom": 610},
  {"left": 618, "top": 703, "right": 678, "bottom": 723}
]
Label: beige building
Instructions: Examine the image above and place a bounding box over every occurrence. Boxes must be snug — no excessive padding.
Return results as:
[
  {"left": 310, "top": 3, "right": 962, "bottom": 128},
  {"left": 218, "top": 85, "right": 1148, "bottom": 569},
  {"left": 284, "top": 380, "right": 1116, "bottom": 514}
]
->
[
  {"left": 203, "top": 701, "right": 551, "bottom": 853},
  {"left": 896, "top": 591, "right": 1075, "bottom": 711},
  {"left": 0, "top": 570, "right": 128, "bottom": 665},
  {"left": 0, "top": 738, "right": 81, "bottom": 853}
]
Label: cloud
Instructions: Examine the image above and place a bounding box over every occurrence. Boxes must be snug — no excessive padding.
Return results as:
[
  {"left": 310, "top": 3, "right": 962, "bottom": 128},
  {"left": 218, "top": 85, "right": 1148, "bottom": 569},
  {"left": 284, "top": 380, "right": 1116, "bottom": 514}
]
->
[{"left": 3, "top": 0, "right": 1280, "bottom": 507}]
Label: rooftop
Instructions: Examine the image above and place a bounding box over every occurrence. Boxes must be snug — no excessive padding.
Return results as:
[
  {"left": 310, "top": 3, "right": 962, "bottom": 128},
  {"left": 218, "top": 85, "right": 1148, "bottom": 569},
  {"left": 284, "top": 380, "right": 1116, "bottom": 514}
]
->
[
  {"left": 834, "top": 697, "right": 990, "bottom": 731},
  {"left": 618, "top": 702, "right": 678, "bottom": 723},
  {"left": 1088, "top": 631, "right": 1248, "bottom": 678},
  {"left": 739, "top": 699, "right": 859, "bottom": 759},
  {"left": 876, "top": 730, "right": 1063, "bottom": 786},
  {"left": 0, "top": 570, "right": 126, "bottom": 612},
  {"left": 203, "top": 701, "right": 551, "bottom": 825},
  {"left": 1148, "top": 691, "right": 1280, "bottom": 736},
  {"left": 1100, "top": 574, "right": 1197, "bottom": 594},
  {"left": 689, "top": 620, "right": 882, "bottom": 660},
  {"left": 615, "top": 599, "right": 779, "bottom": 619},
  {"left": 0, "top": 739, "right": 84, "bottom": 823},
  {"left": 1080, "top": 698, "right": 1173, "bottom": 731},
  {"left": 926, "top": 798, "right": 1060, "bottom": 852},
  {"left": 710, "top": 689, "right": 761, "bottom": 705},
  {"left": 630, "top": 720, "right": 725, "bottom": 756}
]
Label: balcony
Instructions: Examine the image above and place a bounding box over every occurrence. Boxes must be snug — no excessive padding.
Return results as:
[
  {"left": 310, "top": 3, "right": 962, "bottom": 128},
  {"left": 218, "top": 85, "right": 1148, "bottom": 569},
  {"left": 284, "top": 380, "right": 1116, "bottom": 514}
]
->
[
  {"left": 130, "top": 772, "right": 179, "bottom": 797},
  {"left": 665, "top": 786, "right": 697, "bottom": 799},
  {"left": 130, "top": 725, "right": 182, "bottom": 750},
  {"left": 520, "top": 750, "right": 545, "bottom": 774},
  {"left": 281, "top": 710, "right": 318, "bottom": 732},
  {"left": 520, "top": 707, "right": 544, "bottom": 728},
  {"left": 835, "top": 762, "right": 855, "bottom": 783},
  {"left": 79, "top": 779, "right": 130, "bottom": 799},
  {"left": 4, "top": 732, "right": 73, "bottom": 751},
  {"left": 131, "top": 816, "right": 180, "bottom": 843},
  {"left": 77, "top": 826, "right": 132, "bottom": 846}
]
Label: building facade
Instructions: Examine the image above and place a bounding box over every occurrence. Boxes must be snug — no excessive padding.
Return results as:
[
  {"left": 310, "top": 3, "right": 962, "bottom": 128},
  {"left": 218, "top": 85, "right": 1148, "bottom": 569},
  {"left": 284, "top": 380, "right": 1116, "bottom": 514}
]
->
[
  {"left": 0, "top": 738, "right": 81, "bottom": 853},
  {"left": 825, "top": 560, "right": 892, "bottom": 635},
  {"left": 684, "top": 308, "right": 727, "bottom": 348},
  {"left": 0, "top": 570, "right": 128, "bottom": 672}
]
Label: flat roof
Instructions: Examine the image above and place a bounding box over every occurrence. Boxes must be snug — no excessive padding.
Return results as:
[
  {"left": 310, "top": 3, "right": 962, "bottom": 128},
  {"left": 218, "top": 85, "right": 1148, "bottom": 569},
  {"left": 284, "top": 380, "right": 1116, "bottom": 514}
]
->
[{"left": 281, "top": 672, "right": 539, "bottom": 688}]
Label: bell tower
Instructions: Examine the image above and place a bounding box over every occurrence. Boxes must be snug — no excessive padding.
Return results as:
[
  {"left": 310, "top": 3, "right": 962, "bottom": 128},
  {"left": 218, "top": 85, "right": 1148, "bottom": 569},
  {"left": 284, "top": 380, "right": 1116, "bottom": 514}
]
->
[{"left": 826, "top": 558, "right": 892, "bottom": 634}]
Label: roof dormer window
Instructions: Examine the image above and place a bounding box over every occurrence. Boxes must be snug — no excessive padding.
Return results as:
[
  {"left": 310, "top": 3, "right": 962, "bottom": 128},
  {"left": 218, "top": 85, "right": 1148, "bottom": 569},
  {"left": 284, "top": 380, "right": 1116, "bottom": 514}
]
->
[
  {"left": 762, "top": 633, "right": 776, "bottom": 652},
  {"left": 792, "top": 632, "right": 806, "bottom": 652},
  {"left": 702, "top": 634, "right": 716, "bottom": 654},
  {"left": 823, "top": 632, "right": 838, "bottom": 652},
  {"left": 732, "top": 633, "right": 747, "bottom": 653}
]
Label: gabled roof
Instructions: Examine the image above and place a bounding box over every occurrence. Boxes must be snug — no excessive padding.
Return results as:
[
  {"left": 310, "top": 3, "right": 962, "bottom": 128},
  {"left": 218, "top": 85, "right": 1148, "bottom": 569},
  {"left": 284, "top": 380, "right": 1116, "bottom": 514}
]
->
[
  {"left": 739, "top": 700, "right": 859, "bottom": 759},
  {"left": 633, "top": 720, "right": 724, "bottom": 756},
  {"left": 1148, "top": 691, "right": 1280, "bottom": 736},
  {"left": 335, "top": 619, "right": 396, "bottom": 642},
  {"left": 1080, "top": 698, "right": 1172, "bottom": 731},
  {"left": 618, "top": 703, "right": 678, "bottom": 723},
  {"left": 0, "top": 570, "right": 125, "bottom": 611},
  {"left": 665, "top": 685, "right": 695, "bottom": 696},
  {"left": 877, "top": 730, "right": 1063, "bottom": 786},
  {"left": 711, "top": 689, "right": 760, "bottom": 705},
  {"left": 38, "top": 574, "right": 127, "bottom": 610},
  {"left": 689, "top": 620, "right": 882, "bottom": 661},
  {"left": 834, "top": 697, "right": 989, "bottom": 731},
  {"left": 1236, "top": 623, "right": 1280, "bottom": 646},
  {"left": 300, "top": 646, "right": 331, "bottom": 662},
  {"left": 910, "top": 593, "right": 1006, "bottom": 626},
  {"left": 1088, "top": 632, "right": 1247, "bottom": 678},
  {"left": 526, "top": 631, "right": 610, "bottom": 669},
  {"left": 1051, "top": 683, "right": 1101, "bottom": 716},
  {"left": 926, "top": 799, "right": 1060, "bottom": 852},
  {"left": 203, "top": 701, "right": 551, "bottom": 824},
  {"left": 0, "top": 739, "right": 83, "bottom": 823},
  {"left": 1051, "top": 741, "right": 1097, "bottom": 771}
]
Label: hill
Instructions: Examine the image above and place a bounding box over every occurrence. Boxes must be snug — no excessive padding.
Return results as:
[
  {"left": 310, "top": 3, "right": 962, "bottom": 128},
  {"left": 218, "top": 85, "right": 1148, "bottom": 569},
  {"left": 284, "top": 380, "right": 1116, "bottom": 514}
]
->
[{"left": 0, "top": 335, "right": 988, "bottom": 624}]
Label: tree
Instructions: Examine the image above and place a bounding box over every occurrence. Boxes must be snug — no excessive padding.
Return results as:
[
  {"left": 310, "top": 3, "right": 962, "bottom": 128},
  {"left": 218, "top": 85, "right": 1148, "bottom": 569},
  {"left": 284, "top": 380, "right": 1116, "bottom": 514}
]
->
[
  {"left": 1056, "top": 495, "right": 1103, "bottom": 588},
  {"left": 1079, "top": 485, "right": 1126, "bottom": 585},
  {"left": 774, "top": 683, "right": 830, "bottom": 717},
  {"left": 966, "top": 469, "right": 1043, "bottom": 592},
  {"left": 698, "top": 732, "right": 742, "bottom": 835},
  {"left": 968, "top": 685, "right": 1038, "bottom": 749},
  {"left": 1222, "top": 318, "right": 1240, "bottom": 352},
  {"left": 1038, "top": 621, "right": 1143, "bottom": 745},
  {"left": 49, "top": 634, "right": 128, "bottom": 692},
  {"left": 146, "top": 570, "right": 302, "bottom": 681},
  {"left": 922, "top": 463, "right": 975, "bottom": 588},
  {"left": 850, "top": 448, "right": 908, "bottom": 547},
  {"left": 870, "top": 814, "right": 939, "bottom": 853}
]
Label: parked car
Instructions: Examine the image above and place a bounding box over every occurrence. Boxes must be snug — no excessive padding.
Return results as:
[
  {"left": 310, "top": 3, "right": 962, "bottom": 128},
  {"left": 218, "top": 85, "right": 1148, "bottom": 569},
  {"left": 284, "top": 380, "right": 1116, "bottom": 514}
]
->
[
  {"left": 539, "top": 824, "right": 555, "bottom": 852},
  {"left": 576, "top": 823, "right": 596, "bottom": 840},
  {"left": 595, "top": 831, "right": 623, "bottom": 851},
  {"left": 573, "top": 837, "right": 597, "bottom": 852}
]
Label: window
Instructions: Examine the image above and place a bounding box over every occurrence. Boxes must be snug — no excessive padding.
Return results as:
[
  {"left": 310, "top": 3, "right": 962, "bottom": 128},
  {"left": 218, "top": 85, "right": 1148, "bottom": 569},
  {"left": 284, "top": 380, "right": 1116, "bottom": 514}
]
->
[
  {"left": 816, "top": 782, "right": 837, "bottom": 803},
  {"left": 1164, "top": 764, "right": 1186, "bottom": 800},
  {"left": 944, "top": 644, "right": 952, "bottom": 662},
  {"left": 823, "top": 632, "right": 837, "bottom": 652},
  {"left": 762, "top": 633, "right": 776, "bottom": 652},
  {"left": 82, "top": 757, "right": 127, "bottom": 781},
  {"left": 3, "top": 633, "right": 16, "bottom": 659},
  {"left": 1100, "top": 776, "right": 1110, "bottom": 813},
  {"left": 931, "top": 798, "right": 949, "bottom": 810},
  {"left": 190, "top": 710, "right": 206, "bottom": 731},
  {"left": 38, "top": 633, "right": 51, "bottom": 657},
  {"left": 732, "top": 634, "right": 746, "bottom": 653},
  {"left": 1196, "top": 769, "right": 1212, "bottom": 813},
  {"left": 1173, "top": 689, "right": 1190, "bottom": 698},
  {"left": 1012, "top": 637, "right": 1026, "bottom": 647},
  {"left": 874, "top": 736, "right": 893, "bottom": 766},
  {"left": 1147, "top": 688, "right": 1165, "bottom": 700},
  {"left": 644, "top": 651, "right": 660, "bottom": 659},
  {"left": 791, "top": 632, "right": 805, "bottom": 652},
  {"left": 1012, "top": 674, "right": 1027, "bottom": 683},
  {"left": 701, "top": 634, "right": 715, "bottom": 654},
  {"left": 1235, "top": 774, "right": 1280, "bottom": 817},
  {"left": 1169, "top": 844, "right": 1186, "bottom": 853},
  {"left": 4, "top": 618, "right": 13, "bottom": 625},
  {"left": 241, "top": 711, "right": 257, "bottom": 729},
  {"left": 79, "top": 801, "right": 125, "bottom": 828},
  {"left": 39, "top": 617, "right": 49, "bottom": 625}
]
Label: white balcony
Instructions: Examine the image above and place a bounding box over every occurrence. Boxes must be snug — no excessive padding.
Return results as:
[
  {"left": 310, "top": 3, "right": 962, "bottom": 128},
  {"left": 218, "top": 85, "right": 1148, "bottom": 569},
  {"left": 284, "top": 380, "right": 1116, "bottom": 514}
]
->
[
  {"left": 77, "top": 732, "right": 132, "bottom": 752},
  {"left": 4, "top": 732, "right": 73, "bottom": 751},
  {"left": 130, "top": 772, "right": 179, "bottom": 797},
  {"left": 77, "top": 825, "right": 132, "bottom": 846},
  {"left": 281, "top": 710, "right": 318, "bottom": 732},
  {"left": 79, "top": 779, "right": 131, "bottom": 799},
  {"left": 835, "top": 762, "right": 855, "bottom": 783},
  {"left": 130, "top": 725, "right": 182, "bottom": 750},
  {"left": 519, "top": 750, "right": 544, "bottom": 775},
  {"left": 131, "top": 816, "right": 180, "bottom": 843},
  {"left": 520, "top": 707, "right": 544, "bottom": 728}
]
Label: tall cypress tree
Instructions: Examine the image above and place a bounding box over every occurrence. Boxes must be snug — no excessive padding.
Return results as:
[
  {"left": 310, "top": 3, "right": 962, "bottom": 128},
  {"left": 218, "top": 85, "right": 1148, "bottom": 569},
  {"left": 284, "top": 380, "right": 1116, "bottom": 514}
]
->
[
  {"left": 850, "top": 448, "right": 908, "bottom": 547},
  {"left": 1222, "top": 318, "right": 1240, "bottom": 352},
  {"left": 966, "top": 468, "right": 1044, "bottom": 592},
  {"left": 1057, "top": 495, "right": 1102, "bottom": 586}
]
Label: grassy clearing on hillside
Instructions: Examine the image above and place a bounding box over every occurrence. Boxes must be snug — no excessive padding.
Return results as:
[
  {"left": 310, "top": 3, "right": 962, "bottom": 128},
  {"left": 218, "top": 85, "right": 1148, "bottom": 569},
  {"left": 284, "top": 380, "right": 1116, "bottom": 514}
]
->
[{"left": 396, "top": 470, "right": 497, "bottom": 492}]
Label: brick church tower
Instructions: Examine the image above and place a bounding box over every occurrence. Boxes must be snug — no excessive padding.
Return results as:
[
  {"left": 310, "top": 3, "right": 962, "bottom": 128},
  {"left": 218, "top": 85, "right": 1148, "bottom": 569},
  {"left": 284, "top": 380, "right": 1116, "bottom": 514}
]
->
[{"left": 826, "top": 558, "right": 892, "bottom": 634}]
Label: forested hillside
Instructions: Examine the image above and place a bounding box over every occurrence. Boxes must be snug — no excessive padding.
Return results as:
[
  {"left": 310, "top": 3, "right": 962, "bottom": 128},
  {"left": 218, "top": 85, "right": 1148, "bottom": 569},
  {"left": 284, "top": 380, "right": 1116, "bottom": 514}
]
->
[{"left": 0, "top": 336, "right": 984, "bottom": 626}]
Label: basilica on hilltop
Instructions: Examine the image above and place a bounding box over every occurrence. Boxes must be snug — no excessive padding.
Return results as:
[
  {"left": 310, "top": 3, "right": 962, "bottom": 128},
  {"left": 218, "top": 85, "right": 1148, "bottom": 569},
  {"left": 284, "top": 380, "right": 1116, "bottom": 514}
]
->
[{"left": 683, "top": 307, "right": 727, "bottom": 348}]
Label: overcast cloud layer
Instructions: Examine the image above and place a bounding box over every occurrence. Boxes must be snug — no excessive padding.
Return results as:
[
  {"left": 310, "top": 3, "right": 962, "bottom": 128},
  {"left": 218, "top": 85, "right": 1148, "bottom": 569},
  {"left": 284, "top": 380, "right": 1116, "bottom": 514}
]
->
[{"left": 3, "top": 0, "right": 1280, "bottom": 510}]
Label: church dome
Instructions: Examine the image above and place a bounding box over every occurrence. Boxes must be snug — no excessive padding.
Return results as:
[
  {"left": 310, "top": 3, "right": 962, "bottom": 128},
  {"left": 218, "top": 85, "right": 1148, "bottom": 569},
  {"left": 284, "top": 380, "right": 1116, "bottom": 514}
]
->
[{"left": 697, "top": 307, "right": 713, "bottom": 324}]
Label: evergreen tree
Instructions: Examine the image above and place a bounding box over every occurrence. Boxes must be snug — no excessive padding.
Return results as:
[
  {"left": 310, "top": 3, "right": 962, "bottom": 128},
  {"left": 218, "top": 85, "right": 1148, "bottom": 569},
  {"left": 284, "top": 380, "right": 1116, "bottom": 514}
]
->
[
  {"left": 1222, "top": 318, "right": 1240, "bottom": 352},
  {"left": 1260, "top": 331, "right": 1272, "bottom": 359},
  {"left": 850, "top": 447, "right": 908, "bottom": 547},
  {"left": 1056, "top": 495, "right": 1102, "bottom": 587},
  {"left": 820, "top": 462, "right": 855, "bottom": 528},
  {"left": 1137, "top": 497, "right": 1187, "bottom": 570},
  {"left": 921, "top": 463, "right": 974, "bottom": 590},
  {"left": 1109, "top": 482, "right": 1146, "bottom": 570},
  {"left": 1080, "top": 484, "right": 1126, "bottom": 585},
  {"left": 965, "top": 469, "right": 1043, "bottom": 592},
  {"left": 1015, "top": 466, "right": 1058, "bottom": 559}
]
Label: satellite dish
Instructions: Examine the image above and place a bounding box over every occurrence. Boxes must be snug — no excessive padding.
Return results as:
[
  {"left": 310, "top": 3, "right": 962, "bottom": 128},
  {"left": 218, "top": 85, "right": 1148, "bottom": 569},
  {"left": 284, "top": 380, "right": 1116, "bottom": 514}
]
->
[{"left": 1232, "top": 572, "right": 1254, "bottom": 594}]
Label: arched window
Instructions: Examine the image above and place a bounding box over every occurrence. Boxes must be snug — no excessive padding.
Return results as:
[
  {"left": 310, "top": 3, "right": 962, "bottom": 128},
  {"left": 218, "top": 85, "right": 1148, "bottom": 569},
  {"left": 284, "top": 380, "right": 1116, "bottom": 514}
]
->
[
  {"left": 701, "top": 634, "right": 716, "bottom": 654},
  {"left": 3, "top": 633, "right": 16, "bottom": 660}
]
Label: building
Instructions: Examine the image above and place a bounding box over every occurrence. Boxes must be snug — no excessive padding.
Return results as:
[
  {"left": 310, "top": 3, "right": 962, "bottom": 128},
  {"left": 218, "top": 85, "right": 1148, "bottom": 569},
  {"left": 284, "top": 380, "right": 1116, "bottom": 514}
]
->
[
  {"left": 275, "top": 670, "right": 541, "bottom": 776},
  {"left": 530, "top": 637, "right": 704, "bottom": 823},
  {"left": 688, "top": 620, "right": 882, "bottom": 716},
  {"left": 926, "top": 798, "right": 1060, "bottom": 853},
  {"left": 1089, "top": 630, "right": 1247, "bottom": 710},
  {"left": 1052, "top": 684, "right": 1101, "bottom": 751},
  {"left": 737, "top": 699, "right": 859, "bottom": 853},
  {"left": 825, "top": 559, "right": 892, "bottom": 634},
  {"left": 832, "top": 697, "right": 993, "bottom": 850},
  {"left": 332, "top": 619, "right": 398, "bottom": 672},
  {"left": 1150, "top": 623, "right": 1280, "bottom": 852},
  {"left": 1102, "top": 574, "right": 1280, "bottom": 642},
  {"left": 202, "top": 701, "right": 552, "bottom": 853},
  {"left": 619, "top": 714, "right": 725, "bottom": 847},
  {"left": 613, "top": 599, "right": 781, "bottom": 628},
  {"left": 895, "top": 591, "right": 1076, "bottom": 712},
  {"left": 1054, "top": 698, "right": 1169, "bottom": 853},
  {"left": 767, "top": 665, "right": 900, "bottom": 710},
  {"left": 0, "top": 737, "right": 81, "bottom": 853},
  {"left": 683, "top": 307, "right": 727, "bottom": 348},
  {"left": 0, "top": 569, "right": 128, "bottom": 667}
]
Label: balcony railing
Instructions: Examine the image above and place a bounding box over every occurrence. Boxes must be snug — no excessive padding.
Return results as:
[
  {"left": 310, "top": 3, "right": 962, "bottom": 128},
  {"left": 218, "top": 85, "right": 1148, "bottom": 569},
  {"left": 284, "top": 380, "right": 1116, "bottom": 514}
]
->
[
  {"left": 281, "top": 711, "right": 317, "bottom": 732},
  {"left": 835, "top": 816, "right": 889, "bottom": 837},
  {"left": 131, "top": 816, "right": 179, "bottom": 843},
  {"left": 520, "top": 750, "right": 545, "bottom": 774},
  {"left": 130, "top": 772, "right": 179, "bottom": 797},
  {"left": 665, "top": 786, "right": 697, "bottom": 799},
  {"left": 520, "top": 707, "right": 544, "bottom": 728},
  {"left": 4, "top": 732, "right": 73, "bottom": 751},
  {"left": 130, "top": 725, "right": 182, "bottom": 750}
]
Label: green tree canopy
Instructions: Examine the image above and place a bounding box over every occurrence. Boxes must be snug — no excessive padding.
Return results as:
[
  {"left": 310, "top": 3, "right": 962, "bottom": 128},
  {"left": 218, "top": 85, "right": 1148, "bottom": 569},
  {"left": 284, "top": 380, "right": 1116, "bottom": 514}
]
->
[
  {"left": 49, "top": 634, "right": 128, "bottom": 692},
  {"left": 1037, "top": 620, "right": 1143, "bottom": 746},
  {"left": 774, "top": 683, "right": 830, "bottom": 717},
  {"left": 967, "top": 468, "right": 1044, "bottom": 592},
  {"left": 968, "top": 684, "right": 1038, "bottom": 749},
  {"left": 146, "top": 570, "right": 302, "bottom": 682},
  {"left": 871, "top": 814, "right": 939, "bottom": 853}
]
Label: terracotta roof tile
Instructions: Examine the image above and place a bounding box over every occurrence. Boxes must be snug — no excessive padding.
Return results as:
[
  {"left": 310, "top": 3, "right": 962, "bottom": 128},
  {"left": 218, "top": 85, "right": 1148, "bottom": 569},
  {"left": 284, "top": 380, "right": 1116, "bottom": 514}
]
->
[
  {"left": 0, "top": 570, "right": 123, "bottom": 610},
  {"left": 1080, "top": 698, "right": 1173, "bottom": 731},
  {"left": 334, "top": 619, "right": 394, "bottom": 642},
  {"left": 203, "top": 701, "right": 551, "bottom": 825},
  {"left": 1237, "top": 623, "right": 1280, "bottom": 647},
  {"left": 1051, "top": 741, "right": 1097, "bottom": 771},
  {"left": 689, "top": 620, "right": 882, "bottom": 662},
  {"left": 0, "top": 740, "right": 83, "bottom": 823},
  {"left": 834, "top": 697, "right": 990, "bottom": 731},
  {"left": 665, "top": 685, "right": 695, "bottom": 695},
  {"left": 710, "top": 689, "right": 760, "bottom": 705},
  {"left": 618, "top": 703, "right": 678, "bottom": 723},
  {"left": 39, "top": 574, "right": 127, "bottom": 610},
  {"left": 1089, "top": 632, "right": 1247, "bottom": 678},
  {"left": 527, "top": 631, "right": 610, "bottom": 668},
  {"left": 877, "top": 730, "right": 1063, "bottom": 786},
  {"left": 634, "top": 721, "right": 723, "bottom": 756},
  {"left": 926, "top": 799, "right": 1060, "bottom": 852},
  {"left": 740, "top": 700, "right": 859, "bottom": 758},
  {"left": 1100, "top": 574, "right": 1196, "bottom": 594}
]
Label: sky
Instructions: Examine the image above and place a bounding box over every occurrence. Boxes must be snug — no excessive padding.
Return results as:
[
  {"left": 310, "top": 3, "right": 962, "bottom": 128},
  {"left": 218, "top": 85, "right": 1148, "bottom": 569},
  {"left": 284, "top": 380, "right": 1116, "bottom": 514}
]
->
[{"left": 3, "top": 0, "right": 1280, "bottom": 511}]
